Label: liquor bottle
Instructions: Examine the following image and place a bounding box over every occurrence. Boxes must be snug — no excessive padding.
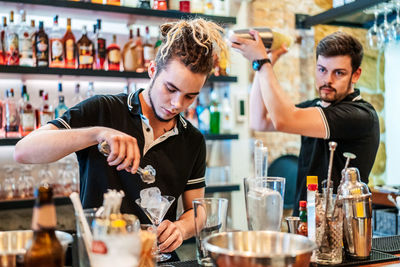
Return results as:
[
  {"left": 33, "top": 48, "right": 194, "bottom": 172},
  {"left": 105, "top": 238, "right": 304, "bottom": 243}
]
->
[
  {"left": 121, "top": 0, "right": 138, "bottom": 7},
  {"left": 39, "top": 92, "right": 54, "bottom": 127},
  {"left": 0, "top": 17, "right": 7, "bottom": 65},
  {"left": 54, "top": 82, "right": 63, "bottom": 108},
  {"left": 179, "top": 0, "right": 191, "bottom": 12},
  {"left": 107, "top": 34, "right": 121, "bottom": 71},
  {"left": 153, "top": 0, "right": 167, "bottom": 10},
  {"left": 138, "top": 0, "right": 151, "bottom": 8},
  {"left": 86, "top": 82, "right": 95, "bottom": 99},
  {"left": 18, "top": 10, "right": 35, "bottom": 67},
  {"left": 77, "top": 26, "right": 94, "bottom": 69},
  {"left": 55, "top": 96, "right": 68, "bottom": 118},
  {"left": 31, "top": 20, "right": 36, "bottom": 65},
  {"left": 95, "top": 19, "right": 106, "bottom": 70},
  {"left": 203, "top": 0, "right": 214, "bottom": 15},
  {"left": 0, "top": 97, "right": 3, "bottom": 138},
  {"left": 122, "top": 29, "right": 136, "bottom": 71},
  {"left": 63, "top": 18, "right": 76, "bottom": 69},
  {"left": 49, "top": 15, "right": 64, "bottom": 68},
  {"left": 213, "top": 0, "right": 226, "bottom": 16},
  {"left": 19, "top": 93, "right": 35, "bottom": 137},
  {"left": 190, "top": 0, "right": 204, "bottom": 13},
  {"left": 297, "top": 200, "right": 308, "bottom": 236},
  {"left": 5, "top": 11, "right": 19, "bottom": 66},
  {"left": 220, "top": 91, "right": 232, "bottom": 133},
  {"left": 107, "top": 0, "right": 121, "bottom": 5},
  {"left": 4, "top": 88, "right": 20, "bottom": 138},
  {"left": 35, "top": 21, "right": 49, "bottom": 67},
  {"left": 35, "top": 89, "right": 43, "bottom": 129},
  {"left": 209, "top": 89, "right": 220, "bottom": 134},
  {"left": 24, "top": 185, "right": 64, "bottom": 267},
  {"left": 154, "top": 32, "right": 162, "bottom": 57},
  {"left": 134, "top": 28, "right": 145, "bottom": 73},
  {"left": 143, "top": 26, "right": 154, "bottom": 68},
  {"left": 71, "top": 83, "right": 84, "bottom": 106}
]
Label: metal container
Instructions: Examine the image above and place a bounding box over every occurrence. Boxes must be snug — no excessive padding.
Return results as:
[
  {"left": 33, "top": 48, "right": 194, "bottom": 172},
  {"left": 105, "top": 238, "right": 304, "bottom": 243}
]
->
[
  {"left": 203, "top": 231, "right": 316, "bottom": 267},
  {"left": 0, "top": 230, "right": 73, "bottom": 267},
  {"left": 230, "top": 28, "right": 274, "bottom": 49}
]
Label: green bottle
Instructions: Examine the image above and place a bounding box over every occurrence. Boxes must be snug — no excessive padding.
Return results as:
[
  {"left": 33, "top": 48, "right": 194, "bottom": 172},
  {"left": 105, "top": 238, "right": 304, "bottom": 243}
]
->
[{"left": 209, "top": 90, "right": 220, "bottom": 134}]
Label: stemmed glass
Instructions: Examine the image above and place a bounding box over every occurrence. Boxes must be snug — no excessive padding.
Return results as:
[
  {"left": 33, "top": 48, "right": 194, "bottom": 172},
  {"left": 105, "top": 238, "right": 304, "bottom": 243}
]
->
[
  {"left": 135, "top": 195, "right": 175, "bottom": 262},
  {"left": 365, "top": 6, "right": 382, "bottom": 50},
  {"left": 390, "top": 0, "right": 400, "bottom": 42},
  {"left": 17, "top": 165, "right": 34, "bottom": 199},
  {"left": 379, "top": 2, "right": 395, "bottom": 46},
  {"left": 3, "top": 165, "right": 16, "bottom": 200}
]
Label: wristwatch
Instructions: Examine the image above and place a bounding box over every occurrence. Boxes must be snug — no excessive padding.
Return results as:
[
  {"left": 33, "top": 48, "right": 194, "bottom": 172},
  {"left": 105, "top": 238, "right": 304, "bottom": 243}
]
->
[{"left": 252, "top": 58, "right": 271, "bottom": 71}]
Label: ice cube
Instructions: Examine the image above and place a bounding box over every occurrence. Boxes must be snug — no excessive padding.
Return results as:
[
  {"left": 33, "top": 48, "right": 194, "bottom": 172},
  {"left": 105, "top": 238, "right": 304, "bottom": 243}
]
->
[{"left": 140, "top": 187, "right": 161, "bottom": 201}]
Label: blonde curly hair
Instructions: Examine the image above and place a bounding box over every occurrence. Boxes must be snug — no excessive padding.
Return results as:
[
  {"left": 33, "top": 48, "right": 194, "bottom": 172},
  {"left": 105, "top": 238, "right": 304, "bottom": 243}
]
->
[{"left": 155, "top": 18, "right": 228, "bottom": 75}]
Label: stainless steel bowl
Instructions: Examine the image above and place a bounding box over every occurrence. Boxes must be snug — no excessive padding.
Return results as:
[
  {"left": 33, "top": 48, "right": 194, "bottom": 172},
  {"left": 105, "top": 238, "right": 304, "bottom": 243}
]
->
[
  {"left": 0, "top": 230, "right": 73, "bottom": 266},
  {"left": 203, "top": 231, "right": 317, "bottom": 267}
]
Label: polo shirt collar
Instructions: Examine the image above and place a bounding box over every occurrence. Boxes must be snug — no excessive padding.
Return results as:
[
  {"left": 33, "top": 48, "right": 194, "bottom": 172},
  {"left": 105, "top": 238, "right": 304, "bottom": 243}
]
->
[{"left": 126, "top": 88, "right": 188, "bottom": 131}]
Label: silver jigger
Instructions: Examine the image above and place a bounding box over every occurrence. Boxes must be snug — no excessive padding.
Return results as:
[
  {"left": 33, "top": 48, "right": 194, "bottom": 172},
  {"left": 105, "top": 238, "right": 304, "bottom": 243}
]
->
[{"left": 286, "top": 216, "right": 300, "bottom": 234}]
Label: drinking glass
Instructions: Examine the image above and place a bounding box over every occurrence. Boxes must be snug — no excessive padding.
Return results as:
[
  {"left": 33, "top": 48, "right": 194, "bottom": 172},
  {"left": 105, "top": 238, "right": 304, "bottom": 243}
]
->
[
  {"left": 3, "top": 165, "right": 16, "bottom": 200},
  {"left": 16, "top": 165, "right": 34, "bottom": 199},
  {"left": 365, "top": 6, "right": 382, "bottom": 50},
  {"left": 390, "top": 0, "right": 400, "bottom": 42},
  {"left": 244, "top": 177, "right": 285, "bottom": 231},
  {"left": 379, "top": 3, "right": 394, "bottom": 46},
  {"left": 135, "top": 195, "right": 175, "bottom": 262}
]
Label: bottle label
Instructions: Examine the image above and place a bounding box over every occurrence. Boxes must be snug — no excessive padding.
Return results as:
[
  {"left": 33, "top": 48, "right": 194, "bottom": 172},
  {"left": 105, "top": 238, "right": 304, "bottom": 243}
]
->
[
  {"left": 79, "top": 45, "right": 93, "bottom": 64},
  {"left": 51, "top": 39, "right": 63, "bottom": 58},
  {"left": 31, "top": 204, "right": 57, "bottom": 230},
  {"left": 97, "top": 38, "right": 106, "bottom": 59},
  {"left": 79, "top": 55, "right": 94, "bottom": 65},
  {"left": 66, "top": 39, "right": 75, "bottom": 60},
  {"left": 109, "top": 50, "right": 121, "bottom": 64},
  {"left": 143, "top": 46, "right": 154, "bottom": 62},
  {"left": 21, "top": 113, "right": 35, "bottom": 130},
  {"left": 37, "top": 41, "right": 48, "bottom": 52},
  {"left": 40, "top": 113, "right": 53, "bottom": 126},
  {"left": 7, "top": 33, "right": 19, "bottom": 52},
  {"left": 20, "top": 34, "right": 33, "bottom": 59}
]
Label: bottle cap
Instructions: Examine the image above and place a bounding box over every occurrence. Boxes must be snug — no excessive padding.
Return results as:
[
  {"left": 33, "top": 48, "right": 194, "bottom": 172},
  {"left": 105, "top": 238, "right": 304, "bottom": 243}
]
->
[
  {"left": 307, "top": 183, "right": 318, "bottom": 191},
  {"left": 306, "top": 176, "right": 318, "bottom": 186},
  {"left": 299, "top": 200, "right": 307, "bottom": 208}
]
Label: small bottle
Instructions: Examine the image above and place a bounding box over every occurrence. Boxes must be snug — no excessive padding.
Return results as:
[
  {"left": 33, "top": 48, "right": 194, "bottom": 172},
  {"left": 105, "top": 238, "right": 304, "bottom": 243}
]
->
[
  {"left": 55, "top": 95, "right": 68, "bottom": 118},
  {"left": 0, "top": 17, "right": 7, "bottom": 65},
  {"left": 77, "top": 26, "right": 94, "bottom": 69},
  {"left": 35, "top": 21, "right": 49, "bottom": 67},
  {"left": 122, "top": 29, "right": 136, "bottom": 71},
  {"left": 4, "top": 88, "right": 20, "bottom": 138},
  {"left": 190, "top": 0, "right": 204, "bottom": 13},
  {"left": 63, "top": 18, "right": 76, "bottom": 69},
  {"left": 134, "top": 28, "right": 145, "bottom": 72},
  {"left": 307, "top": 183, "right": 317, "bottom": 242},
  {"left": 24, "top": 185, "right": 64, "bottom": 267},
  {"left": 71, "top": 83, "right": 84, "bottom": 106},
  {"left": 297, "top": 200, "right": 308, "bottom": 236},
  {"left": 5, "top": 11, "right": 20, "bottom": 66},
  {"left": 203, "top": 0, "right": 214, "bottom": 15},
  {"left": 138, "top": 0, "right": 151, "bottom": 8},
  {"left": 153, "top": 0, "right": 168, "bottom": 10},
  {"left": 107, "top": 34, "right": 121, "bottom": 71},
  {"left": 86, "top": 82, "right": 95, "bottom": 99},
  {"left": 19, "top": 93, "right": 35, "bottom": 137},
  {"left": 39, "top": 92, "right": 54, "bottom": 127},
  {"left": 49, "top": 15, "right": 64, "bottom": 68},
  {"left": 18, "top": 10, "right": 35, "bottom": 67},
  {"left": 179, "top": 0, "right": 191, "bottom": 12},
  {"left": 54, "top": 83, "right": 63, "bottom": 108},
  {"left": 209, "top": 89, "right": 220, "bottom": 134},
  {"left": 95, "top": 19, "right": 106, "bottom": 70},
  {"left": 220, "top": 91, "right": 232, "bottom": 133},
  {"left": 143, "top": 26, "right": 154, "bottom": 68},
  {"left": 35, "top": 89, "right": 43, "bottom": 129},
  {"left": 153, "top": 32, "right": 162, "bottom": 58}
]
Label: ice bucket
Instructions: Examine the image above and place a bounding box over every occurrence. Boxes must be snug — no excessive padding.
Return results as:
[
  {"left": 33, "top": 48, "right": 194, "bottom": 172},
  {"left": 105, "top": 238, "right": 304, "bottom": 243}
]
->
[{"left": 203, "top": 231, "right": 316, "bottom": 267}]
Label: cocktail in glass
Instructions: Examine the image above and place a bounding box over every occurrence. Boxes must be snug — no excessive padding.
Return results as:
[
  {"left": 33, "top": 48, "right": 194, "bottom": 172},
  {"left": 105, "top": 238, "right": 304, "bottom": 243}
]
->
[{"left": 135, "top": 195, "right": 175, "bottom": 262}]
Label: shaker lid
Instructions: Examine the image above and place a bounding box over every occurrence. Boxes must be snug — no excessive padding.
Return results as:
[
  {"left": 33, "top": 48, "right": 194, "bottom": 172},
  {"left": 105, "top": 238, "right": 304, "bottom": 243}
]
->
[{"left": 338, "top": 167, "right": 370, "bottom": 199}]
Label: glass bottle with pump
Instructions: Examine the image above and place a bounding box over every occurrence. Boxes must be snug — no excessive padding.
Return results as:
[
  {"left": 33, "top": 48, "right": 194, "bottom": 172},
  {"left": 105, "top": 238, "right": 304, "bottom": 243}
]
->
[
  {"left": 35, "top": 21, "right": 49, "bottom": 67},
  {"left": 63, "top": 18, "right": 76, "bottom": 69},
  {"left": 107, "top": 34, "right": 121, "bottom": 71},
  {"left": 49, "top": 15, "right": 64, "bottom": 68},
  {"left": 25, "top": 185, "right": 64, "bottom": 267}
]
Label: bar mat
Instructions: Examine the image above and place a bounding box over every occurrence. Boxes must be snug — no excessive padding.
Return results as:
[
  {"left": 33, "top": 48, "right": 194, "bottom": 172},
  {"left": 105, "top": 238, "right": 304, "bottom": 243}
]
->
[
  {"left": 159, "top": 260, "right": 199, "bottom": 267},
  {"left": 372, "top": 235, "right": 400, "bottom": 254},
  {"left": 313, "top": 250, "right": 400, "bottom": 266}
]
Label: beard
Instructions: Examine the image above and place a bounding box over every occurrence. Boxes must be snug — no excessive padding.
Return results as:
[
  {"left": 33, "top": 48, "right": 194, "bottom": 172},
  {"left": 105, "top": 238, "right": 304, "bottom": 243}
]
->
[
  {"left": 148, "top": 77, "right": 175, "bottom": 123},
  {"left": 318, "top": 76, "right": 353, "bottom": 104}
]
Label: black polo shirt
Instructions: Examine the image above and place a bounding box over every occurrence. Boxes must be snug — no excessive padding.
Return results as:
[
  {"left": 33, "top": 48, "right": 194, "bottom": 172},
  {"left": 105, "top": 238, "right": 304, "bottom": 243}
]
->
[
  {"left": 49, "top": 89, "right": 206, "bottom": 224},
  {"left": 293, "top": 89, "right": 380, "bottom": 215}
]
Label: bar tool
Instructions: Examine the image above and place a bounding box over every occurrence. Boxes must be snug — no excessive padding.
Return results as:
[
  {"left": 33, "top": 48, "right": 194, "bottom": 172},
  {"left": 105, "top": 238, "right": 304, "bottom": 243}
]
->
[
  {"left": 98, "top": 141, "right": 156, "bottom": 184},
  {"left": 343, "top": 152, "right": 356, "bottom": 170},
  {"left": 286, "top": 216, "right": 300, "bottom": 234}
]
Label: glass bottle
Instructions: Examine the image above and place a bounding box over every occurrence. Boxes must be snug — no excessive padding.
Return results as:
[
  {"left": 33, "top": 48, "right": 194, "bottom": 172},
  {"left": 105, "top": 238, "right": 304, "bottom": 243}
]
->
[
  {"left": 86, "top": 82, "right": 95, "bottom": 99},
  {"left": 297, "top": 200, "right": 308, "bottom": 236},
  {"left": 220, "top": 91, "right": 232, "bottom": 133},
  {"left": 18, "top": 10, "right": 35, "bottom": 67},
  {"left": 0, "top": 17, "right": 7, "bottom": 65},
  {"left": 154, "top": 32, "right": 162, "bottom": 57},
  {"left": 179, "top": 0, "right": 191, "bottom": 12},
  {"left": 4, "top": 88, "right": 20, "bottom": 138},
  {"left": 71, "top": 83, "right": 84, "bottom": 106},
  {"left": 24, "top": 185, "right": 64, "bottom": 267},
  {"left": 107, "top": 0, "right": 121, "bottom": 5},
  {"left": 39, "top": 92, "right": 54, "bottom": 127},
  {"left": 203, "top": 0, "right": 214, "bottom": 15},
  {"left": 143, "top": 26, "right": 154, "bottom": 68},
  {"left": 77, "top": 26, "right": 94, "bottom": 69},
  {"left": 107, "top": 34, "right": 121, "bottom": 71},
  {"left": 190, "top": 0, "right": 204, "bottom": 13},
  {"left": 209, "top": 89, "right": 220, "bottom": 134},
  {"left": 49, "top": 15, "right": 64, "bottom": 68},
  {"left": 95, "top": 19, "right": 106, "bottom": 70},
  {"left": 55, "top": 95, "right": 68, "bottom": 118},
  {"left": 63, "top": 18, "right": 76, "bottom": 69},
  {"left": 134, "top": 28, "right": 145, "bottom": 73},
  {"left": 138, "top": 0, "right": 151, "bottom": 8},
  {"left": 53, "top": 82, "right": 63, "bottom": 108},
  {"left": 35, "top": 21, "right": 49, "bottom": 67},
  {"left": 153, "top": 0, "right": 168, "bottom": 10},
  {"left": 19, "top": 93, "right": 35, "bottom": 137},
  {"left": 35, "top": 89, "right": 44, "bottom": 129},
  {"left": 5, "top": 11, "right": 19, "bottom": 66},
  {"left": 122, "top": 29, "right": 136, "bottom": 71}
]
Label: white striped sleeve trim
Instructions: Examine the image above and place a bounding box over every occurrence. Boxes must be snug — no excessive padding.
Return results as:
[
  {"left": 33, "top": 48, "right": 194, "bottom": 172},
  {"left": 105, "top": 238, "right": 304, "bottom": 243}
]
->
[
  {"left": 56, "top": 118, "right": 71, "bottom": 129},
  {"left": 186, "top": 177, "right": 205, "bottom": 185},
  {"left": 316, "top": 107, "right": 330, "bottom": 139}
]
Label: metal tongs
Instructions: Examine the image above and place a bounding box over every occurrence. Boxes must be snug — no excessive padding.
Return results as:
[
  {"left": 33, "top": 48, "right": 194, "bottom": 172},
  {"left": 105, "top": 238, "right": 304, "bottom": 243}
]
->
[{"left": 98, "top": 140, "right": 156, "bottom": 184}]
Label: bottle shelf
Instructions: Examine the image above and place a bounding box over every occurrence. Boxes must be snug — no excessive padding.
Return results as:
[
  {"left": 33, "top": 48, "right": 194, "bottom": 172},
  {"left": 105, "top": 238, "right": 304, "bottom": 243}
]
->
[
  {"left": 0, "top": 65, "right": 237, "bottom": 82},
  {"left": 0, "top": 0, "right": 236, "bottom": 25}
]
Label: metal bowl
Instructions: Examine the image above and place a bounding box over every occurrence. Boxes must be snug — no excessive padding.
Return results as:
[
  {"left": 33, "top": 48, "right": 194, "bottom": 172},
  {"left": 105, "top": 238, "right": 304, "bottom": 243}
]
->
[{"left": 203, "top": 231, "right": 317, "bottom": 267}]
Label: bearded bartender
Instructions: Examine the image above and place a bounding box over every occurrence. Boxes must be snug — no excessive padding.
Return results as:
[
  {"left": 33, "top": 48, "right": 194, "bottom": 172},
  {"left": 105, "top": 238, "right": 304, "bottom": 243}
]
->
[{"left": 229, "top": 31, "right": 380, "bottom": 215}]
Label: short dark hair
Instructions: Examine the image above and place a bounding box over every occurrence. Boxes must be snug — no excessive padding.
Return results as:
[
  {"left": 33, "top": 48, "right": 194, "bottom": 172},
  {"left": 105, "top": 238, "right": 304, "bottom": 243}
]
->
[{"left": 316, "top": 31, "right": 363, "bottom": 73}]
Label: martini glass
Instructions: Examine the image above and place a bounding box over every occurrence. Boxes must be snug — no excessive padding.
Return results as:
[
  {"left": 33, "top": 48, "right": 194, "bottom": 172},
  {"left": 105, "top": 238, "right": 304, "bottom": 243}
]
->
[{"left": 135, "top": 195, "right": 175, "bottom": 262}]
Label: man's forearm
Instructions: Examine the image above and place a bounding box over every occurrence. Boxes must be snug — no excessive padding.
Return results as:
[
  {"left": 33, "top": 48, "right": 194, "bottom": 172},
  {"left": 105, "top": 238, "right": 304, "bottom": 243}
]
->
[
  {"left": 174, "top": 209, "right": 196, "bottom": 240},
  {"left": 14, "top": 126, "right": 100, "bottom": 164}
]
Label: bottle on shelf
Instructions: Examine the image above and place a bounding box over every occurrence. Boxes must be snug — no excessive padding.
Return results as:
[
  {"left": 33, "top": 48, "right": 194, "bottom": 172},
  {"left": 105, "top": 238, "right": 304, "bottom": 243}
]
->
[
  {"left": 86, "top": 82, "right": 95, "bottom": 99},
  {"left": 18, "top": 84, "right": 28, "bottom": 109},
  {"left": 122, "top": 28, "right": 136, "bottom": 71},
  {"left": 35, "top": 89, "right": 43, "bottom": 129},
  {"left": 203, "top": 0, "right": 214, "bottom": 15},
  {"left": 19, "top": 93, "right": 35, "bottom": 137},
  {"left": 121, "top": 0, "right": 138, "bottom": 7},
  {"left": 54, "top": 82, "right": 63, "bottom": 108},
  {"left": 190, "top": 0, "right": 204, "bottom": 13},
  {"left": 107, "top": 0, "right": 121, "bottom": 5},
  {"left": 154, "top": 32, "right": 162, "bottom": 57},
  {"left": 107, "top": 34, "right": 121, "bottom": 71},
  {"left": 153, "top": 0, "right": 168, "bottom": 10},
  {"left": 196, "top": 98, "right": 210, "bottom": 133},
  {"left": 24, "top": 185, "right": 64, "bottom": 267},
  {"left": 77, "top": 26, "right": 94, "bottom": 69},
  {"left": 72, "top": 83, "right": 84, "bottom": 106},
  {"left": 143, "top": 26, "right": 154, "bottom": 68},
  {"left": 55, "top": 96, "right": 68, "bottom": 118},
  {"left": 209, "top": 89, "right": 220, "bottom": 134},
  {"left": 0, "top": 17, "right": 7, "bottom": 65},
  {"left": 63, "top": 18, "right": 76, "bottom": 69},
  {"left": 5, "top": 11, "right": 19, "bottom": 66},
  {"left": 39, "top": 92, "right": 54, "bottom": 127},
  {"left": 18, "top": 10, "right": 35, "bottom": 67},
  {"left": 0, "top": 95, "right": 3, "bottom": 138},
  {"left": 4, "top": 88, "right": 20, "bottom": 138},
  {"left": 134, "top": 28, "right": 145, "bottom": 73},
  {"left": 138, "top": 0, "right": 151, "bottom": 8},
  {"left": 95, "top": 19, "right": 106, "bottom": 70},
  {"left": 49, "top": 15, "right": 64, "bottom": 68},
  {"left": 297, "top": 200, "right": 308, "bottom": 236},
  {"left": 35, "top": 21, "right": 49, "bottom": 67},
  {"left": 220, "top": 91, "right": 232, "bottom": 133},
  {"left": 213, "top": 0, "right": 226, "bottom": 16},
  {"left": 179, "top": 0, "right": 191, "bottom": 12}
]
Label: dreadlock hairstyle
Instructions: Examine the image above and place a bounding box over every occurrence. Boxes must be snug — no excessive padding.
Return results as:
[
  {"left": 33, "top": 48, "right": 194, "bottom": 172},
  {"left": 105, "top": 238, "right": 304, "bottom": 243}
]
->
[{"left": 155, "top": 18, "right": 228, "bottom": 76}]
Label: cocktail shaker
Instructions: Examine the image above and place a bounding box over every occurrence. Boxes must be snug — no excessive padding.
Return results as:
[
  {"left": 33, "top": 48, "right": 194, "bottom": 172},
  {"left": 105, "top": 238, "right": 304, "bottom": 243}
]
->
[
  {"left": 229, "top": 28, "right": 293, "bottom": 51},
  {"left": 337, "top": 167, "right": 372, "bottom": 259}
]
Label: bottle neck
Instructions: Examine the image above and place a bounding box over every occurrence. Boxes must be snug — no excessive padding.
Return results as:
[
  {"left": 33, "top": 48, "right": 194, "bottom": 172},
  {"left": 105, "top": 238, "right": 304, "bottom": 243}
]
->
[{"left": 31, "top": 203, "right": 57, "bottom": 231}]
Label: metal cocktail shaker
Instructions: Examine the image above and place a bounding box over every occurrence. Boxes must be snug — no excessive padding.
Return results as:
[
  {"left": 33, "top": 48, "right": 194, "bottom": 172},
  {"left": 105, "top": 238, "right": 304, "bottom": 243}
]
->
[
  {"left": 337, "top": 167, "right": 372, "bottom": 259},
  {"left": 229, "top": 28, "right": 293, "bottom": 51}
]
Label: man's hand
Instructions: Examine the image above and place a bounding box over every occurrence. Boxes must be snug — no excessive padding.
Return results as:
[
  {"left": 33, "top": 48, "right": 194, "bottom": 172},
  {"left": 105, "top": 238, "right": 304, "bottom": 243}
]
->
[
  {"left": 157, "top": 220, "right": 184, "bottom": 253},
  {"left": 95, "top": 127, "right": 141, "bottom": 174}
]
